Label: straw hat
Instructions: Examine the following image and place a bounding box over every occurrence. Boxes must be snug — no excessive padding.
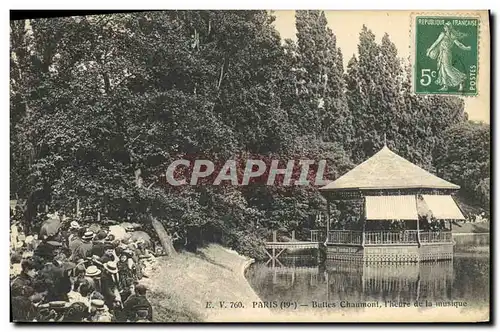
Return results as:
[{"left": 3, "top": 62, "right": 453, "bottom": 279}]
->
[
  {"left": 30, "top": 293, "right": 44, "bottom": 304},
  {"left": 96, "top": 315, "right": 112, "bottom": 322},
  {"left": 47, "top": 240, "right": 62, "bottom": 247},
  {"left": 75, "top": 264, "right": 86, "bottom": 274},
  {"left": 75, "top": 258, "right": 86, "bottom": 266},
  {"left": 103, "top": 261, "right": 118, "bottom": 274},
  {"left": 82, "top": 231, "right": 94, "bottom": 241},
  {"left": 91, "top": 299, "right": 105, "bottom": 309},
  {"left": 69, "top": 221, "right": 80, "bottom": 229},
  {"left": 49, "top": 301, "right": 68, "bottom": 309},
  {"left": 85, "top": 265, "right": 101, "bottom": 277}
]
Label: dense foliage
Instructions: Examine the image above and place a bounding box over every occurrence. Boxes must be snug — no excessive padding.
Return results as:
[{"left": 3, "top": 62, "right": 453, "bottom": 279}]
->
[
  {"left": 435, "top": 121, "right": 490, "bottom": 210},
  {"left": 10, "top": 11, "right": 490, "bottom": 258}
]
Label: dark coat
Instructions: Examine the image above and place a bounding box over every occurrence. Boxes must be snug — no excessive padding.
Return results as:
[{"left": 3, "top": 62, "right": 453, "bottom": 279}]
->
[
  {"left": 69, "top": 238, "right": 83, "bottom": 254},
  {"left": 123, "top": 294, "right": 153, "bottom": 321},
  {"left": 71, "top": 242, "right": 93, "bottom": 261},
  {"left": 11, "top": 272, "right": 34, "bottom": 290},
  {"left": 100, "top": 272, "right": 120, "bottom": 308},
  {"left": 34, "top": 241, "right": 56, "bottom": 262},
  {"left": 91, "top": 242, "right": 107, "bottom": 258},
  {"left": 11, "top": 295, "right": 35, "bottom": 322},
  {"left": 38, "top": 264, "right": 71, "bottom": 302}
]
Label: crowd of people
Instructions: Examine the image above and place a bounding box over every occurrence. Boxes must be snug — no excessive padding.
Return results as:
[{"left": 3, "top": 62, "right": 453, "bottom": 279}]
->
[{"left": 10, "top": 209, "right": 158, "bottom": 323}]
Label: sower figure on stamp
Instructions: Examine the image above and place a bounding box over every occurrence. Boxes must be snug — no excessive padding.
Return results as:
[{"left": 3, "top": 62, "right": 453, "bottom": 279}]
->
[{"left": 426, "top": 21, "right": 471, "bottom": 92}]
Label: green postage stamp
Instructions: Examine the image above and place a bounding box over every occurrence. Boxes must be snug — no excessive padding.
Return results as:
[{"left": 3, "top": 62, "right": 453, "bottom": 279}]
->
[{"left": 414, "top": 16, "right": 479, "bottom": 96}]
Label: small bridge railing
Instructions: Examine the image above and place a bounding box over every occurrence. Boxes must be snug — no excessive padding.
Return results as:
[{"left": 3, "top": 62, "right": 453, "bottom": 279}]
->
[
  {"left": 266, "top": 230, "right": 325, "bottom": 243},
  {"left": 266, "top": 230, "right": 312, "bottom": 243}
]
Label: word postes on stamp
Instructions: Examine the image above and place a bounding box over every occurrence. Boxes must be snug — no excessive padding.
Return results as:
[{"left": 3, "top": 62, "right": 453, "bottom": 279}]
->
[{"left": 414, "top": 16, "right": 479, "bottom": 96}]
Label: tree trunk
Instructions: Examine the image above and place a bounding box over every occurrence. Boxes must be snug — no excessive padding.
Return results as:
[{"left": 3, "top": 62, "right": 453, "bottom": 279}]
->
[
  {"left": 151, "top": 216, "right": 176, "bottom": 256},
  {"left": 135, "top": 167, "right": 176, "bottom": 256}
]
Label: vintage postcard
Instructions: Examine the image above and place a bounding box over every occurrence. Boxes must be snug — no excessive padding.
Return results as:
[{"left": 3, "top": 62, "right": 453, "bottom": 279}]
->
[{"left": 9, "top": 10, "right": 490, "bottom": 323}]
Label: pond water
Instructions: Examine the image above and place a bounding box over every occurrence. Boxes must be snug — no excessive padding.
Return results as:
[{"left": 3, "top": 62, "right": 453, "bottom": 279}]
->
[{"left": 245, "top": 251, "right": 490, "bottom": 313}]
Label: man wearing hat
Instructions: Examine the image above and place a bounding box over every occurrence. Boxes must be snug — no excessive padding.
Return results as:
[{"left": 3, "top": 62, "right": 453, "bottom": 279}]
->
[
  {"left": 135, "top": 309, "right": 151, "bottom": 323},
  {"left": 84, "top": 265, "right": 102, "bottom": 294},
  {"left": 71, "top": 230, "right": 94, "bottom": 261},
  {"left": 100, "top": 243, "right": 117, "bottom": 264},
  {"left": 124, "top": 225, "right": 135, "bottom": 233},
  {"left": 10, "top": 252, "right": 22, "bottom": 279},
  {"left": 37, "top": 260, "right": 71, "bottom": 302},
  {"left": 91, "top": 230, "right": 109, "bottom": 258},
  {"left": 11, "top": 259, "right": 36, "bottom": 290},
  {"left": 11, "top": 282, "right": 36, "bottom": 322},
  {"left": 123, "top": 284, "right": 152, "bottom": 322},
  {"left": 33, "top": 239, "right": 58, "bottom": 263},
  {"left": 85, "top": 265, "right": 101, "bottom": 278},
  {"left": 69, "top": 228, "right": 85, "bottom": 257},
  {"left": 70, "top": 260, "right": 87, "bottom": 291},
  {"left": 46, "top": 301, "right": 68, "bottom": 321},
  {"left": 101, "top": 261, "right": 121, "bottom": 309},
  {"left": 69, "top": 221, "right": 80, "bottom": 231},
  {"left": 90, "top": 299, "right": 114, "bottom": 322},
  {"left": 63, "top": 302, "right": 89, "bottom": 322},
  {"left": 66, "top": 221, "right": 81, "bottom": 244},
  {"left": 117, "top": 251, "right": 134, "bottom": 294}
]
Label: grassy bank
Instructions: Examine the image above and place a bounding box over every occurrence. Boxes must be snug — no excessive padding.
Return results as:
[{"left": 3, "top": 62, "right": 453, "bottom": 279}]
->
[
  {"left": 452, "top": 221, "right": 489, "bottom": 233},
  {"left": 142, "top": 244, "right": 270, "bottom": 322},
  {"left": 452, "top": 231, "right": 489, "bottom": 252},
  {"left": 454, "top": 246, "right": 490, "bottom": 254}
]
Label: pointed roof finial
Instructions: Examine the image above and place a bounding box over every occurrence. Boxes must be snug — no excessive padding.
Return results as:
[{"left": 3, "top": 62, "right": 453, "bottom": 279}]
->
[{"left": 383, "top": 133, "right": 387, "bottom": 147}]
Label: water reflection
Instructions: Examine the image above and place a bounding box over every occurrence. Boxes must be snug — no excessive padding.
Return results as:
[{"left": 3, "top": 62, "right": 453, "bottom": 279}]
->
[{"left": 246, "top": 254, "right": 489, "bottom": 312}]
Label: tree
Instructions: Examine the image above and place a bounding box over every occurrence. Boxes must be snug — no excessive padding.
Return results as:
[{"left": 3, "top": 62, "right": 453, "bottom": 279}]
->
[
  {"left": 347, "top": 27, "right": 405, "bottom": 163},
  {"left": 288, "top": 10, "right": 352, "bottom": 148},
  {"left": 435, "top": 121, "right": 490, "bottom": 210},
  {"left": 10, "top": 11, "right": 295, "bottom": 256},
  {"left": 347, "top": 26, "right": 468, "bottom": 172}
]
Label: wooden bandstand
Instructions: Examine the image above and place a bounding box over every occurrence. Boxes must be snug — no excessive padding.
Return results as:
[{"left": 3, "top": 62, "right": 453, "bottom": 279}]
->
[{"left": 319, "top": 145, "right": 465, "bottom": 263}]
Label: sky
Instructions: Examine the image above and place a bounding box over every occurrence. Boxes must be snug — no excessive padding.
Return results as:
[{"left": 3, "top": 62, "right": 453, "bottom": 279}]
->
[{"left": 272, "top": 10, "right": 490, "bottom": 124}]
